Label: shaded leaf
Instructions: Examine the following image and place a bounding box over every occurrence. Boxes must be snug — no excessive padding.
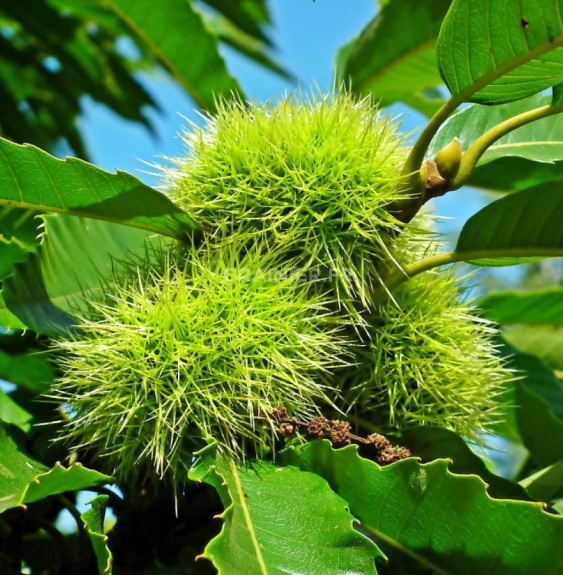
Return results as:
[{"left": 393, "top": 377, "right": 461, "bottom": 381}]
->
[
  {"left": 0, "top": 207, "right": 39, "bottom": 250},
  {"left": 105, "top": 0, "right": 242, "bottom": 111},
  {"left": 0, "top": 421, "right": 112, "bottom": 514},
  {"left": 468, "top": 156, "right": 563, "bottom": 192},
  {"left": 0, "top": 388, "right": 33, "bottom": 432},
  {"left": 0, "top": 238, "right": 29, "bottom": 280},
  {"left": 520, "top": 461, "right": 563, "bottom": 502},
  {"left": 282, "top": 440, "right": 563, "bottom": 575},
  {"left": 0, "top": 136, "right": 198, "bottom": 240},
  {"left": 429, "top": 95, "right": 563, "bottom": 163},
  {"left": 400, "top": 426, "right": 531, "bottom": 501},
  {"left": 498, "top": 339, "right": 563, "bottom": 467},
  {"left": 480, "top": 288, "right": 563, "bottom": 326},
  {"left": 203, "top": 13, "right": 291, "bottom": 80},
  {"left": 455, "top": 183, "right": 563, "bottom": 266},
  {"left": 2, "top": 215, "right": 166, "bottom": 335},
  {"left": 202, "top": 0, "right": 271, "bottom": 44},
  {"left": 553, "top": 83, "right": 563, "bottom": 105},
  {"left": 0, "top": 293, "right": 27, "bottom": 331},
  {"left": 336, "top": 0, "right": 450, "bottom": 112},
  {"left": 0, "top": 0, "right": 158, "bottom": 158},
  {"left": 0, "top": 207, "right": 39, "bottom": 280},
  {"left": 82, "top": 495, "right": 113, "bottom": 575},
  {"left": 437, "top": 0, "right": 563, "bottom": 104},
  {"left": 0, "top": 349, "right": 54, "bottom": 393},
  {"left": 190, "top": 446, "right": 380, "bottom": 575},
  {"left": 504, "top": 325, "right": 563, "bottom": 373}
]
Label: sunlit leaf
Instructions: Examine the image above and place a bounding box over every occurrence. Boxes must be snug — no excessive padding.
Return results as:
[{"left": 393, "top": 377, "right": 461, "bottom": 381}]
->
[
  {"left": 0, "top": 421, "right": 112, "bottom": 514},
  {"left": 105, "top": 0, "right": 242, "bottom": 110},
  {"left": 455, "top": 183, "right": 563, "bottom": 266},
  {"left": 437, "top": 0, "right": 563, "bottom": 104},
  {"left": 0, "top": 136, "right": 198, "bottom": 240},
  {"left": 429, "top": 95, "right": 563, "bottom": 163},
  {"left": 480, "top": 288, "right": 563, "bottom": 326},
  {"left": 282, "top": 441, "right": 563, "bottom": 575},
  {"left": 336, "top": 0, "right": 450, "bottom": 112},
  {"left": 400, "top": 426, "right": 531, "bottom": 501},
  {"left": 2, "top": 215, "right": 166, "bottom": 335},
  {"left": 190, "top": 446, "right": 381, "bottom": 575},
  {"left": 82, "top": 495, "right": 113, "bottom": 575}
]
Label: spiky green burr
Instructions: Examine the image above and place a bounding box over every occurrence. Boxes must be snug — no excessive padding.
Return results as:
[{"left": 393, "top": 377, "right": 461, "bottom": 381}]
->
[
  {"left": 344, "top": 260, "right": 508, "bottom": 438},
  {"left": 166, "top": 91, "right": 409, "bottom": 309},
  {"left": 50, "top": 245, "right": 350, "bottom": 488}
]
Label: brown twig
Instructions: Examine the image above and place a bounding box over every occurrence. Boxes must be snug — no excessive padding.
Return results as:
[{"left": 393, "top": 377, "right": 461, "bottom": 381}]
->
[{"left": 270, "top": 407, "right": 411, "bottom": 464}]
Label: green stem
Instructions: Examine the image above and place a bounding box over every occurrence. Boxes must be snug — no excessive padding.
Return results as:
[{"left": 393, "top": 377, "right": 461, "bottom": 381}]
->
[
  {"left": 450, "top": 104, "right": 563, "bottom": 189},
  {"left": 394, "top": 31, "right": 563, "bottom": 223},
  {"left": 383, "top": 248, "right": 563, "bottom": 292},
  {"left": 401, "top": 97, "right": 463, "bottom": 181},
  {"left": 393, "top": 97, "right": 463, "bottom": 223}
]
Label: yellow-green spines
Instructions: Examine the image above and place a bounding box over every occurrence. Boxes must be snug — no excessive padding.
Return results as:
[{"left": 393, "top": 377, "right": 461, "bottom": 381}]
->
[
  {"left": 344, "top": 263, "right": 508, "bottom": 438},
  {"left": 50, "top": 245, "right": 349, "bottom": 488},
  {"left": 167, "top": 92, "right": 409, "bottom": 308},
  {"left": 49, "top": 91, "right": 510, "bottom": 493}
]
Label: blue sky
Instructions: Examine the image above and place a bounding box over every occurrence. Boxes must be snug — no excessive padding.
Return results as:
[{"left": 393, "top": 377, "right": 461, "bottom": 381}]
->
[{"left": 80, "top": 0, "right": 376, "bottom": 181}]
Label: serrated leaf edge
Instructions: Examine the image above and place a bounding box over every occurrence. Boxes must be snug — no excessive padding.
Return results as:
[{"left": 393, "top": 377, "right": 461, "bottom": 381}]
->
[{"left": 198, "top": 456, "right": 269, "bottom": 575}]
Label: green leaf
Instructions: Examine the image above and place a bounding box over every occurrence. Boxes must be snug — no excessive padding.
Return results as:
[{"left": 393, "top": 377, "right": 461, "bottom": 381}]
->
[
  {"left": 190, "top": 446, "right": 381, "bottom": 575},
  {"left": 0, "top": 421, "right": 112, "bottom": 514},
  {"left": 0, "top": 292, "right": 27, "bottom": 331},
  {"left": 2, "top": 215, "right": 166, "bottom": 335},
  {"left": 0, "top": 136, "right": 198, "bottom": 240},
  {"left": 0, "top": 207, "right": 39, "bottom": 280},
  {"left": 455, "top": 183, "right": 563, "bottom": 266},
  {"left": 553, "top": 83, "right": 563, "bottom": 105},
  {"left": 0, "top": 388, "right": 33, "bottom": 432},
  {"left": 282, "top": 440, "right": 563, "bottom": 575},
  {"left": 480, "top": 288, "right": 563, "bottom": 326},
  {"left": 468, "top": 156, "right": 563, "bottom": 192},
  {"left": 400, "top": 427, "right": 531, "bottom": 501},
  {"left": 499, "top": 339, "right": 563, "bottom": 467},
  {"left": 336, "top": 0, "right": 450, "bottom": 112},
  {"left": 82, "top": 495, "right": 113, "bottom": 575},
  {"left": 504, "top": 325, "right": 563, "bottom": 373},
  {"left": 515, "top": 380, "right": 563, "bottom": 467},
  {"left": 0, "top": 207, "right": 39, "bottom": 250},
  {"left": 520, "top": 461, "right": 563, "bottom": 502},
  {"left": 0, "top": 237, "right": 28, "bottom": 280},
  {"left": 104, "top": 0, "right": 242, "bottom": 111},
  {"left": 429, "top": 95, "right": 563, "bottom": 164},
  {"left": 202, "top": 0, "right": 271, "bottom": 44},
  {"left": 437, "top": 0, "right": 563, "bottom": 104},
  {"left": 203, "top": 12, "right": 291, "bottom": 80},
  {"left": 0, "top": 349, "right": 54, "bottom": 393},
  {"left": 0, "top": 0, "right": 159, "bottom": 158}
]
